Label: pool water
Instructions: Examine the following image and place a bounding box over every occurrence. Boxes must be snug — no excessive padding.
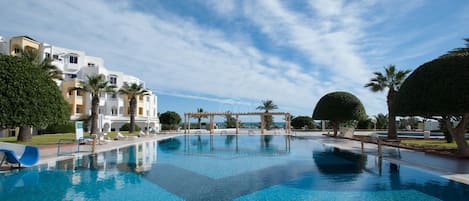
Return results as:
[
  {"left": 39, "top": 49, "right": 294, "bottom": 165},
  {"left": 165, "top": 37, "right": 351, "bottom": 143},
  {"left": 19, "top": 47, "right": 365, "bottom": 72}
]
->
[{"left": 1, "top": 135, "right": 469, "bottom": 201}]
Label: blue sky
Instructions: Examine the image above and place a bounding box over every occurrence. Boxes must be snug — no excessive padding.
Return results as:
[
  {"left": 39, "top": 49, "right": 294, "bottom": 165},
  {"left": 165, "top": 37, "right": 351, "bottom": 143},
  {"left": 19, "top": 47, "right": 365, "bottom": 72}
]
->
[{"left": 1, "top": 0, "right": 468, "bottom": 120}]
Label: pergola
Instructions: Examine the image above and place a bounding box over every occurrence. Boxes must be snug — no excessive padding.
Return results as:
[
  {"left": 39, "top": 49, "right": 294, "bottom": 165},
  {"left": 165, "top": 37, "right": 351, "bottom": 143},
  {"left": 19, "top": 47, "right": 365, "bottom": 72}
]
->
[{"left": 183, "top": 112, "right": 292, "bottom": 135}]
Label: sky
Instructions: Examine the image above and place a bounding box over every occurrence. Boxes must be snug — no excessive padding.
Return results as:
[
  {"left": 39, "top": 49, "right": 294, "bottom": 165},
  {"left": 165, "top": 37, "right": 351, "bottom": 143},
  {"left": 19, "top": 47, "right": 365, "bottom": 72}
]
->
[{"left": 0, "top": 0, "right": 468, "bottom": 120}]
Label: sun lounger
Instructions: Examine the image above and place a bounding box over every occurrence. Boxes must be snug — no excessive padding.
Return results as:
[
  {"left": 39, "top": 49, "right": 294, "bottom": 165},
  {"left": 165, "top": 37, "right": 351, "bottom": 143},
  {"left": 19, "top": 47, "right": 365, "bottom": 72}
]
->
[
  {"left": 116, "top": 132, "right": 138, "bottom": 140},
  {"left": 0, "top": 142, "right": 40, "bottom": 167}
]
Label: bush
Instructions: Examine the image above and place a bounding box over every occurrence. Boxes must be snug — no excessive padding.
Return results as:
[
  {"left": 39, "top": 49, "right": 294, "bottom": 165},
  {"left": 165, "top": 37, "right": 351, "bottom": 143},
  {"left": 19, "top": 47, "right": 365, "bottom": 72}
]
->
[
  {"left": 313, "top": 91, "right": 366, "bottom": 136},
  {"left": 291, "top": 116, "right": 316, "bottom": 129},
  {"left": 161, "top": 124, "right": 179, "bottom": 131},
  {"left": 120, "top": 123, "right": 140, "bottom": 131},
  {"left": 40, "top": 122, "right": 75, "bottom": 134}
]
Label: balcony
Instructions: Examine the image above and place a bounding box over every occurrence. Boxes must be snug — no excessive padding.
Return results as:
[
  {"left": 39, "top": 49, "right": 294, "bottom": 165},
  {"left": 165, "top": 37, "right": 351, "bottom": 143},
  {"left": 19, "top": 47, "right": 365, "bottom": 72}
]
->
[{"left": 64, "top": 63, "right": 79, "bottom": 71}]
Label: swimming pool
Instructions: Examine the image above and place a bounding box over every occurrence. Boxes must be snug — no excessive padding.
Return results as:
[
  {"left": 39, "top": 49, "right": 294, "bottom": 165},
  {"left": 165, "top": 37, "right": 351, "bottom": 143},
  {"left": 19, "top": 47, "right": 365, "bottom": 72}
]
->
[{"left": 1, "top": 135, "right": 469, "bottom": 201}]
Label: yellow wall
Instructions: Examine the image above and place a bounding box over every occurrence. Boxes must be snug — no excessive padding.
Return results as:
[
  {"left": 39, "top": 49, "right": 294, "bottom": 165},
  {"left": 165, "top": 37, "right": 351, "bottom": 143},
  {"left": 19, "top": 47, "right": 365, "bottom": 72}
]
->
[
  {"left": 9, "top": 36, "right": 40, "bottom": 56},
  {"left": 61, "top": 79, "right": 84, "bottom": 115},
  {"left": 122, "top": 95, "right": 146, "bottom": 116}
]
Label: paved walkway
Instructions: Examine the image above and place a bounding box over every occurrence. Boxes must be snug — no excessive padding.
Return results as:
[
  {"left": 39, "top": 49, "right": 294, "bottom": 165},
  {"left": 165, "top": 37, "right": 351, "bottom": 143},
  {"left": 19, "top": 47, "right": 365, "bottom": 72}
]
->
[
  {"left": 36, "top": 133, "right": 180, "bottom": 166},
  {"left": 296, "top": 132, "right": 469, "bottom": 185}
]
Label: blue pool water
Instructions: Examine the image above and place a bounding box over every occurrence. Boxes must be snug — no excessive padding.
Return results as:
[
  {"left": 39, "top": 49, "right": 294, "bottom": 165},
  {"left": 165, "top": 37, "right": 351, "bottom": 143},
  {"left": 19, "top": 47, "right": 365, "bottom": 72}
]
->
[{"left": 1, "top": 135, "right": 469, "bottom": 201}]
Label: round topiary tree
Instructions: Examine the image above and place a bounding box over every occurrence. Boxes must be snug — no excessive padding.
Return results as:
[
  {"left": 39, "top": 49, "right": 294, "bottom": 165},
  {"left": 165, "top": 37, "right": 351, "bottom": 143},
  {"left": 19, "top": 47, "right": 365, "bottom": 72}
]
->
[
  {"left": 393, "top": 53, "right": 469, "bottom": 156},
  {"left": 159, "top": 111, "right": 181, "bottom": 130},
  {"left": 291, "top": 116, "right": 316, "bottom": 129},
  {"left": 312, "top": 91, "right": 367, "bottom": 136},
  {"left": 0, "top": 54, "right": 70, "bottom": 141}
]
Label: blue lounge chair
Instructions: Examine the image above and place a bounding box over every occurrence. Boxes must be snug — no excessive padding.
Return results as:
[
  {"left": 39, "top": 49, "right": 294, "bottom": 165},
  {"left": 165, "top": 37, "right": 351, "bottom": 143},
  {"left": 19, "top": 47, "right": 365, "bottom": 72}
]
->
[{"left": 0, "top": 145, "right": 40, "bottom": 167}]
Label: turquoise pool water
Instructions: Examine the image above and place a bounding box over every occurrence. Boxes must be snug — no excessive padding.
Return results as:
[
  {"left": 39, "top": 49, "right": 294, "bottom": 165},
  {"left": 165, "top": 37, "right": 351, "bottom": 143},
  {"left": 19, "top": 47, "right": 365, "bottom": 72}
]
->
[{"left": 1, "top": 135, "right": 469, "bottom": 201}]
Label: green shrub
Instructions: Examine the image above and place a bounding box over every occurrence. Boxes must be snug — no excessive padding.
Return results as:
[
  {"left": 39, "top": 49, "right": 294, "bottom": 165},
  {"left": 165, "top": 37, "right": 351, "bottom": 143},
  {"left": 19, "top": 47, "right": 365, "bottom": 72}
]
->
[
  {"left": 120, "top": 123, "right": 140, "bottom": 131},
  {"left": 40, "top": 122, "right": 75, "bottom": 134}
]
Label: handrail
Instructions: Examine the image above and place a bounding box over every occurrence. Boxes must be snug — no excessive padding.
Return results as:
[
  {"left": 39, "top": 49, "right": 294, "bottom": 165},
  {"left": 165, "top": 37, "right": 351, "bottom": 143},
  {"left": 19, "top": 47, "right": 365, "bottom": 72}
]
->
[{"left": 57, "top": 138, "right": 89, "bottom": 156}]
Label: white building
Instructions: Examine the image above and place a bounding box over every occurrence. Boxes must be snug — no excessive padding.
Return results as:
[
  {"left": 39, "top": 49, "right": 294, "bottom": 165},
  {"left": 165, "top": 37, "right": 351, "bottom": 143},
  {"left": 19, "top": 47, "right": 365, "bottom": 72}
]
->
[{"left": 0, "top": 36, "right": 160, "bottom": 134}]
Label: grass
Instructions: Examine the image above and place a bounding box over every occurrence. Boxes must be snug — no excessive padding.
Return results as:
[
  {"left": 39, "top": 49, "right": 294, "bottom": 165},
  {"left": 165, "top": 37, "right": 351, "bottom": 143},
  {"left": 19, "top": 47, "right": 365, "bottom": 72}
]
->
[
  {"left": 0, "top": 131, "right": 139, "bottom": 146},
  {"left": 401, "top": 139, "right": 466, "bottom": 149}
]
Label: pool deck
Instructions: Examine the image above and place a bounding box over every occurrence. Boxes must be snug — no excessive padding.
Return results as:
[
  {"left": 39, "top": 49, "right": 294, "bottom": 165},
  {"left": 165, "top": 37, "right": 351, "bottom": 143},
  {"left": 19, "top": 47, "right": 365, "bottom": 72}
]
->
[
  {"left": 34, "top": 133, "right": 181, "bottom": 166},
  {"left": 297, "top": 132, "right": 469, "bottom": 185},
  {"left": 3, "top": 131, "right": 469, "bottom": 185}
]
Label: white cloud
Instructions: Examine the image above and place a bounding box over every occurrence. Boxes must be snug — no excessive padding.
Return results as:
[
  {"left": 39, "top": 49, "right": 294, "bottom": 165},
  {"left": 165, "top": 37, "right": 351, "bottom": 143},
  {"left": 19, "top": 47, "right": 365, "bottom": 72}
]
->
[
  {"left": 2, "top": 0, "right": 439, "bottom": 116},
  {"left": 205, "top": 0, "right": 237, "bottom": 17}
]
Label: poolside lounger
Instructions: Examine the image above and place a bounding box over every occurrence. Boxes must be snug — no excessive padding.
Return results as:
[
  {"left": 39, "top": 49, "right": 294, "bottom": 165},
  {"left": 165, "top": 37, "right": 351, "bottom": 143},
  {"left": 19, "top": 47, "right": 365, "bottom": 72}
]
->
[
  {"left": 0, "top": 143, "right": 40, "bottom": 167},
  {"left": 117, "top": 132, "right": 138, "bottom": 140}
]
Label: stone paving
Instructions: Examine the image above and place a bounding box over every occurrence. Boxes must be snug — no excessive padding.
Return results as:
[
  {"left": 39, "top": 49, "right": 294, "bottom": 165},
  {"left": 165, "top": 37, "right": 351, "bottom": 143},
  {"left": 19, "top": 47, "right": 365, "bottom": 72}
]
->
[
  {"left": 36, "top": 133, "right": 181, "bottom": 166},
  {"left": 296, "top": 132, "right": 469, "bottom": 185}
]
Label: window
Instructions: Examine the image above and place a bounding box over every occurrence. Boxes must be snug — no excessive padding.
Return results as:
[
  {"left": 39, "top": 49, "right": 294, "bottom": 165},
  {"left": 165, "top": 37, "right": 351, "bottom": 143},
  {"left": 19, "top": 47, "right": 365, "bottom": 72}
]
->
[
  {"left": 14, "top": 48, "right": 20, "bottom": 54},
  {"left": 76, "top": 89, "right": 82, "bottom": 96},
  {"left": 88, "top": 63, "right": 95, "bottom": 67},
  {"left": 69, "top": 56, "right": 78, "bottom": 64},
  {"left": 68, "top": 90, "right": 73, "bottom": 96},
  {"left": 109, "top": 75, "right": 117, "bottom": 85},
  {"left": 76, "top": 105, "right": 83, "bottom": 114},
  {"left": 65, "top": 74, "right": 77, "bottom": 79},
  {"left": 111, "top": 93, "right": 117, "bottom": 99},
  {"left": 111, "top": 107, "right": 117, "bottom": 115},
  {"left": 139, "top": 95, "right": 144, "bottom": 101},
  {"left": 146, "top": 96, "right": 150, "bottom": 102},
  {"left": 45, "top": 52, "right": 51, "bottom": 59},
  {"left": 138, "top": 107, "right": 143, "bottom": 115},
  {"left": 53, "top": 54, "right": 59, "bottom": 60}
]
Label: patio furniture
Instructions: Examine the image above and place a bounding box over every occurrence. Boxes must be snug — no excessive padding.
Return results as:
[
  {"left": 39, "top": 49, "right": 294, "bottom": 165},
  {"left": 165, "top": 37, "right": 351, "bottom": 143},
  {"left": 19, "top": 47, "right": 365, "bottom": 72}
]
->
[{"left": 0, "top": 142, "right": 39, "bottom": 167}]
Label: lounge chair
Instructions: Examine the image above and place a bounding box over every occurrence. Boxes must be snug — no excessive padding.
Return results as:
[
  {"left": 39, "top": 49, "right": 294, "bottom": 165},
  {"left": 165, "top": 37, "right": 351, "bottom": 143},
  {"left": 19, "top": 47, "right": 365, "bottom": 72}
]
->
[
  {"left": 116, "top": 132, "right": 137, "bottom": 140},
  {"left": 0, "top": 142, "right": 40, "bottom": 167}
]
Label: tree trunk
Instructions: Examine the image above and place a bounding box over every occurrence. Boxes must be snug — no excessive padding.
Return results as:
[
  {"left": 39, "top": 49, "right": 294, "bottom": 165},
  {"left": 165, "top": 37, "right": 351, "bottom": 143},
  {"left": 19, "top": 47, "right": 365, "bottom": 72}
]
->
[
  {"left": 387, "top": 89, "right": 397, "bottom": 139},
  {"left": 129, "top": 97, "right": 137, "bottom": 133},
  {"left": 17, "top": 126, "right": 32, "bottom": 142},
  {"left": 90, "top": 95, "right": 100, "bottom": 134},
  {"left": 198, "top": 118, "right": 202, "bottom": 129},
  {"left": 446, "top": 114, "right": 469, "bottom": 157},
  {"left": 332, "top": 121, "right": 339, "bottom": 137}
]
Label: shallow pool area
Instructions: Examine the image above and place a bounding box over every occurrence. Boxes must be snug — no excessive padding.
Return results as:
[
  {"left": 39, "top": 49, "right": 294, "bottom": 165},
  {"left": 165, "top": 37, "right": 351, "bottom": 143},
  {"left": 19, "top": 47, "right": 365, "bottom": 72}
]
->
[{"left": 2, "top": 135, "right": 469, "bottom": 201}]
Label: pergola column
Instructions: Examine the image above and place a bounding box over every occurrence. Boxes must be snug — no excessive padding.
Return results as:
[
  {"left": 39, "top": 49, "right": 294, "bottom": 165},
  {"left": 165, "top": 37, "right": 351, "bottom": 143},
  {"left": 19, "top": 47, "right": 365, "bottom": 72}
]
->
[
  {"left": 235, "top": 114, "right": 239, "bottom": 135},
  {"left": 188, "top": 114, "right": 191, "bottom": 134},
  {"left": 260, "top": 114, "right": 265, "bottom": 135},
  {"left": 184, "top": 114, "right": 187, "bottom": 134},
  {"left": 285, "top": 114, "right": 288, "bottom": 134},
  {"left": 210, "top": 115, "right": 214, "bottom": 134}
]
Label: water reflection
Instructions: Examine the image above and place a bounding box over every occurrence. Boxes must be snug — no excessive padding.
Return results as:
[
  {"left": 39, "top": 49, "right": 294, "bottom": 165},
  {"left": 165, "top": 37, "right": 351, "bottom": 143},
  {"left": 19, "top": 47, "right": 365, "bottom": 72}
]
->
[
  {"left": 3, "top": 136, "right": 469, "bottom": 201},
  {"left": 181, "top": 135, "right": 290, "bottom": 156},
  {"left": 313, "top": 147, "right": 367, "bottom": 181},
  {"left": 158, "top": 138, "right": 181, "bottom": 153},
  {"left": 53, "top": 141, "right": 158, "bottom": 173}
]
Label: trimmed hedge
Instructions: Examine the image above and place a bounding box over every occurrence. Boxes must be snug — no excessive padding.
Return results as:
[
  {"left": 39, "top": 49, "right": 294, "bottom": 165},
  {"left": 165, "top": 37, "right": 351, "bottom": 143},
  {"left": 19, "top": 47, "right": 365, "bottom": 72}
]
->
[
  {"left": 120, "top": 123, "right": 140, "bottom": 131},
  {"left": 313, "top": 91, "right": 367, "bottom": 121},
  {"left": 394, "top": 55, "right": 469, "bottom": 116}
]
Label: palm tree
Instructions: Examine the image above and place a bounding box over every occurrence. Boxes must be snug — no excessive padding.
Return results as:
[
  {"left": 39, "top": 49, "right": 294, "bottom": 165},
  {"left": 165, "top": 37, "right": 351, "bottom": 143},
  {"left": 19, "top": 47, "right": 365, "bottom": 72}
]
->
[
  {"left": 442, "top": 38, "right": 469, "bottom": 57},
  {"left": 365, "top": 65, "right": 411, "bottom": 139},
  {"left": 119, "top": 82, "right": 149, "bottom": 133},
  {"left": 76, "top": 75, "right": 116, "bottom": 134},
  {"left": 191, "top": 108, "right": 207, "bottom": 129},
  {"left": 374, "top": 113, "right": 388, "bottom": 129},
  {"left": 20, "top": 49, "right": 63, "bottom": 80},
  {"left": 256, "top": 100, "right": 278, "bottom": 129}
]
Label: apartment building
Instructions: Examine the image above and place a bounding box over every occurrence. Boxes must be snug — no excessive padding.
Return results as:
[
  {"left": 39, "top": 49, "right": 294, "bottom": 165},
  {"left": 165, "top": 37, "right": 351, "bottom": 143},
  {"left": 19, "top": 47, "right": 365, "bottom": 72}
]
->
[{"left": 0, "top": 36, "right": 160, "bottom": 134}]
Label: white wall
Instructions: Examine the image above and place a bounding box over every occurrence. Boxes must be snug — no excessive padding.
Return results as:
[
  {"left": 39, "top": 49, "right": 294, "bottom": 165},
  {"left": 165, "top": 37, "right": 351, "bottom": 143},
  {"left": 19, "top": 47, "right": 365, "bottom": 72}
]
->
[{"left": 0, "top": 36, "right": 9, "bottom": 54}]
